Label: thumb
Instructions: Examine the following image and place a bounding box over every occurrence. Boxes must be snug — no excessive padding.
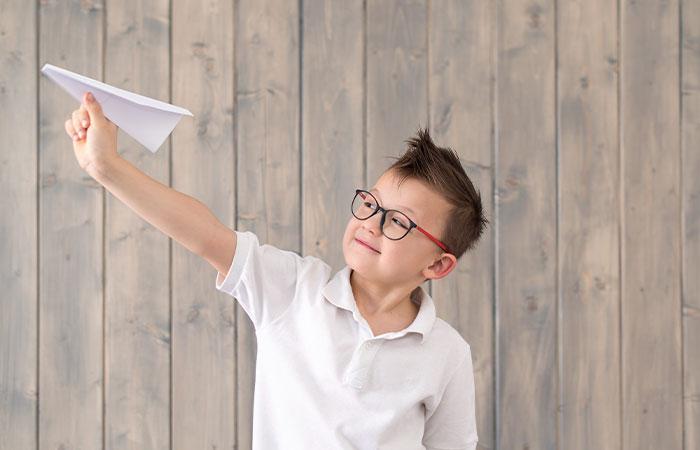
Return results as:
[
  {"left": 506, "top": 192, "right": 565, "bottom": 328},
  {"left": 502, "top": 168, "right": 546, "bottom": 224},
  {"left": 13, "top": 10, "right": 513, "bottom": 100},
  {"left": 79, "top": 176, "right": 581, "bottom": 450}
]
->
[{"left": 82, "top": 91, "right": 107, "bottom": 124}]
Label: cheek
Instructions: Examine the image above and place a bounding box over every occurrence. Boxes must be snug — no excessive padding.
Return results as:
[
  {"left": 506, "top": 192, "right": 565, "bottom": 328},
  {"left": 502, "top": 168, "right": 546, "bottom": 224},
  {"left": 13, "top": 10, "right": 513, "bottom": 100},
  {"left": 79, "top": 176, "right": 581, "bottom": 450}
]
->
[
  {"left": 381, "top": 237, "right": 424, "bottom": 261},
  {"left": 342, "top": 219, "right": 357, "bottom": 244}
]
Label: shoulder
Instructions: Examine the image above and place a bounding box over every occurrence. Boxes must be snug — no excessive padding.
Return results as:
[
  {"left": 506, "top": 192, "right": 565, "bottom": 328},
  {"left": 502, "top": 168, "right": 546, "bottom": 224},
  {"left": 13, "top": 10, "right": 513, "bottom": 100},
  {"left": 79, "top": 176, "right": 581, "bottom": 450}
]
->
[
  {"left": 236, "top": 230, "right": 332, "bottom": 276},
  {"left": 293, "top": 253, "right": 335, "bottom": 293},
  {"left": 429, "top": 317, "right": 473, "bottom": 362}
]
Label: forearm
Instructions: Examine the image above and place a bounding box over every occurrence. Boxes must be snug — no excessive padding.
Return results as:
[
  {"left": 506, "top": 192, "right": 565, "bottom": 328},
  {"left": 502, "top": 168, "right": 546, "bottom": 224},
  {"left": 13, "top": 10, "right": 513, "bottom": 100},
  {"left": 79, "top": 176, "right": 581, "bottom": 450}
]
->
[{"left": 88, "top": 156, "right": 221, "bottom": 257}]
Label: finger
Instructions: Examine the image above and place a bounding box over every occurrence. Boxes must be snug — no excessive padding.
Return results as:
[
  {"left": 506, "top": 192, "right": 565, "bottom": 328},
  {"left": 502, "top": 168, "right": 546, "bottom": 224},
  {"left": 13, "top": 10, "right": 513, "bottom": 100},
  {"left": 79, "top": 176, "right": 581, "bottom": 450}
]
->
[
  {"left": 82, "top": 91, "right": 105, "bottom": 124},
  {"left": 71, "top": 109, "right": 86, "bottom": 139},
  {"left": 64, "top": 118, "right": 80, "bottom": 141},
  {"left": 77, "top": 104, "right": 90, "bottom": 129}
]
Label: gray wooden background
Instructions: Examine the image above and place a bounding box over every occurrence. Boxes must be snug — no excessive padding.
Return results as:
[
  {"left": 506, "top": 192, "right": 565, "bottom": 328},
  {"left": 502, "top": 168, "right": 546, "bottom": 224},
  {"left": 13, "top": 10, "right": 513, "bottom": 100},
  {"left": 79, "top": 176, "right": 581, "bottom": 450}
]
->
[{"left": 1, "top": 0, "right": 697, "bottom": 449}]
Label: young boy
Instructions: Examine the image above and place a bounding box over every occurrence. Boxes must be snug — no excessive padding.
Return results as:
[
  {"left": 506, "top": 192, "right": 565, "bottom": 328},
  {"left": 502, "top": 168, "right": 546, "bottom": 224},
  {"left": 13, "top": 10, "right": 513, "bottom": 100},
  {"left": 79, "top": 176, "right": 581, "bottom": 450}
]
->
[{"left": 65, "top": 91, "right": 488, "bottom": 449}]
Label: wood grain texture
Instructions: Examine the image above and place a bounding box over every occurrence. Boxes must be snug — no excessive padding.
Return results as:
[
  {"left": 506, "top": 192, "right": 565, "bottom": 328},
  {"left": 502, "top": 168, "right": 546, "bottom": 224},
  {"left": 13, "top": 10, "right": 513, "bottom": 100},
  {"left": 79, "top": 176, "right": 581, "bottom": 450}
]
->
[
  {"left": 235, "top": 0, "right": 300, "bottom": 447},
  {"left": 171, "top": 0, "right": 236, "bottom": 448},
  {"left": 0, "top": 2, "right": 37, "bottom": 450},
  {"left": 428, "top": 1, "right": 495, "bottom": 449},
  {"left": 366, "top": 0, "right": 430, "bottom": 299},
  {"left": 38, "top": 1, "right": 105, "bottom": 449},
  {"left": 621, "top": 0, "right": 683, "bottom": 448},
  {"left": 2, "top": 1, "right": 696, "bottom": 448},
  {"left": 558, "top": 0, "right": 621, "bottom": 448},
  {"left": 366, "top": 0, "right": 427, "bottom": 184},
  {"left": 496, "top": 0, "right": 557, "bottom": 448},
  {"left": 104, "top": 1, "right": 171, "bottom": 448},
  {"left": 683, "top": 1, "right": 700, "bottom": 448},
  {"left": 302, "top": 0, "right": 364, "bottom": 271}
]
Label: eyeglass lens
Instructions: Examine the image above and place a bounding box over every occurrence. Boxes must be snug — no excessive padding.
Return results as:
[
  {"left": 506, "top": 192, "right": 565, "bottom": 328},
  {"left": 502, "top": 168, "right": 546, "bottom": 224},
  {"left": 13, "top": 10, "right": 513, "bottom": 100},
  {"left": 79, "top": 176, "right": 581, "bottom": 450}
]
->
[{"left": 352, "top": 191, "right": 412, "bottom": 240}]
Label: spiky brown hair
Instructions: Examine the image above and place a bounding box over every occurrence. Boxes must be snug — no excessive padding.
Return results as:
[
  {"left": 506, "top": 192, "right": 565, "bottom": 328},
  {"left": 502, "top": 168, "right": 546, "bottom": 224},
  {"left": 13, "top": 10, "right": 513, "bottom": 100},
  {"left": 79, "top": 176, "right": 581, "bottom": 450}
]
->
[{"left": 385, "top": 127, "right": 488, "bottom": 259}]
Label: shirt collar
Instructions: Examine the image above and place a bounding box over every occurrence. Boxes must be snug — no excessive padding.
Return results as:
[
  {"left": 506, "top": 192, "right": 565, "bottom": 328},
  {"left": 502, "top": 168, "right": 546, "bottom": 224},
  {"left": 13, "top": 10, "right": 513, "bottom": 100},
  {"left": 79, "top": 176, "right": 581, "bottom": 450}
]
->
[{"left": 321, "top": 266, "right": 436, "bottom": 344}]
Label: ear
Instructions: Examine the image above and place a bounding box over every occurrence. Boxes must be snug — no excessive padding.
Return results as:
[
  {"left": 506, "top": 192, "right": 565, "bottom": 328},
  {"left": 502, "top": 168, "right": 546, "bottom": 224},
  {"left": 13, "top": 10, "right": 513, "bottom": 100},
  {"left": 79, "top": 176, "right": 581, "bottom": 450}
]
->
[{"left": 422, "top": 253, "right": 458, "bottom": 281}]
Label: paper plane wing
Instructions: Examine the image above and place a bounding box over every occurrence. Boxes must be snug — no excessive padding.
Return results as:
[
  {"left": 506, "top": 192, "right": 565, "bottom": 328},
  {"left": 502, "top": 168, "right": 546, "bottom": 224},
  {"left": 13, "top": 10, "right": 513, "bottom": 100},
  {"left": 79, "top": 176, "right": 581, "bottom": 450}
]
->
[{"left": 41, "top": 63, "right": 193, "bottom": 153}]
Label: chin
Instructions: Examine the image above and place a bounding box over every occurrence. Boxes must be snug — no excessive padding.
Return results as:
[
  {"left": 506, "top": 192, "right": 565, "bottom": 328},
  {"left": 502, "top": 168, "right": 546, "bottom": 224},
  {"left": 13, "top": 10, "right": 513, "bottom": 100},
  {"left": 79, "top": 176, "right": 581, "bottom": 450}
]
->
[
  {"left": 346, "top": 255, "right": 388, "bottom": 285},
  {"left": 343, "top": 247, "right": 368, "bottom": 272}
]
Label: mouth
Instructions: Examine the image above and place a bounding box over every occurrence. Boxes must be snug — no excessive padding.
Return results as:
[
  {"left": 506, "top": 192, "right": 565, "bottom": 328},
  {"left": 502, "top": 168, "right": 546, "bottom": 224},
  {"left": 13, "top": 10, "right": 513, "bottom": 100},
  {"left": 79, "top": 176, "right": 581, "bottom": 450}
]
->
[{"left": 355, "top": 238, "right": 381, "bottom": 254}]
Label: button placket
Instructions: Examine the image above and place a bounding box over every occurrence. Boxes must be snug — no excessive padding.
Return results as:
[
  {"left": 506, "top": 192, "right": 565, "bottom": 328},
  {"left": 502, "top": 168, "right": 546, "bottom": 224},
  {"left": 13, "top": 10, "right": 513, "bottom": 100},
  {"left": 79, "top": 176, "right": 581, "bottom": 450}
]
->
[{"left": 343, "top": 340, "right": 382, "bottom": 389}]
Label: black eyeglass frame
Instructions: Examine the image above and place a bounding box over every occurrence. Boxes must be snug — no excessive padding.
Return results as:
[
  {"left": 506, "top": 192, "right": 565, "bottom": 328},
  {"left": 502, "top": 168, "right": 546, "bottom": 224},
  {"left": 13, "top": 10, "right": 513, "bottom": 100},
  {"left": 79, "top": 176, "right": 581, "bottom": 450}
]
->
[{"left": 351, "top": 189, "right": 450, "bottom": 253}]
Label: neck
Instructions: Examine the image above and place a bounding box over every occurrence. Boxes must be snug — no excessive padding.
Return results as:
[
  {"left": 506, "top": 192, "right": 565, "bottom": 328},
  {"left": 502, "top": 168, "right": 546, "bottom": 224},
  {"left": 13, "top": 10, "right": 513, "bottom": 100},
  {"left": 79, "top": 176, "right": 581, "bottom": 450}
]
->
[{"left": 349, "top": 269, "right": 420, "bottom": 317}]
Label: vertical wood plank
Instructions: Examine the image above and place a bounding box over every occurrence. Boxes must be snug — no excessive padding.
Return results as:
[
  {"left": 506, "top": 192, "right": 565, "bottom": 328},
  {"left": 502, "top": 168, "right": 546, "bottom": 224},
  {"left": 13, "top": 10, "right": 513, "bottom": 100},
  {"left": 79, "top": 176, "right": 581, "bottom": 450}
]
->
[
  {"left": 236, "top": 0, "right": 300, "bottom": 447},
  {"left": 104, "top": 1, "right": 171, "bottom": 448},
  {"left": 558, "top": 0, "right": 621, "bottom": 448},
  {"left": 302, "top": 0, "right": 364, "bottom": 269},
  {"left": 171, "top": 0, "right": 236, "bottom": 448},
  {"left": 366, "top": 0, "right": 427, "bottom": 184},
  {"left": 38, "top": 1, "right": 105, "bottom": 449},
  {"left": 428, "top": 1, "right": 495, "bottom": 449},
  {"left": 621, "top": 0, "right": 683, "bottom": 448},
  {"left": 496, "top": 0, "right": 557, "bottom": 448},
  {"left": 0, "top": 2, "right": 37, "bottom": 449},
  {"left": 682, "top": 0, "right": 700, "bottom": 447}
]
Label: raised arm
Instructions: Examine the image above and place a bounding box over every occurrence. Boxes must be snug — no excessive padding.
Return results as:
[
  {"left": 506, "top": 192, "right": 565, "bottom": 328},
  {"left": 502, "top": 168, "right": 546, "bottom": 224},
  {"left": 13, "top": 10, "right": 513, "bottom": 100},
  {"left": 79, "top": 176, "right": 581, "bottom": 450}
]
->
[
  {"left": 91, "top": 156, "right": 236, "bottom": 275},
  {"left": 64, "top": 91, "right": 236, "bottom": 277}
]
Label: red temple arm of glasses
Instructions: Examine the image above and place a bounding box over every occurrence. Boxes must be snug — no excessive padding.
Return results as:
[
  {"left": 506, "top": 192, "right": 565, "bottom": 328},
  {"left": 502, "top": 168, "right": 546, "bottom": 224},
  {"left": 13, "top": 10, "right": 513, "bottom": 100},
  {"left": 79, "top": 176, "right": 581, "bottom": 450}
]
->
[{"left": 415, "top": 224, "right": 450, "bottom": 253}]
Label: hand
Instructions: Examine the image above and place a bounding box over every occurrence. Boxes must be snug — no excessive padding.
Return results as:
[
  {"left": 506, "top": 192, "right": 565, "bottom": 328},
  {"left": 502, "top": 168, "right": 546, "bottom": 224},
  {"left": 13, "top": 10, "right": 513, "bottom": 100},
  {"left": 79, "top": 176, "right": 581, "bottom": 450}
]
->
[{"left": 64, "top": 91, "right": 119, "bottom": 173}]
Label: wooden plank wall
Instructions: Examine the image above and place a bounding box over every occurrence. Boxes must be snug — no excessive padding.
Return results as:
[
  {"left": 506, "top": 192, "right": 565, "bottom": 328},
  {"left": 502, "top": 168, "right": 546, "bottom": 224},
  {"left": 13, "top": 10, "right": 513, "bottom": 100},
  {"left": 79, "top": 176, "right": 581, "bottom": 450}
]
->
[{"left": 0, "top": 1, "right": 697, "bottom": 449}]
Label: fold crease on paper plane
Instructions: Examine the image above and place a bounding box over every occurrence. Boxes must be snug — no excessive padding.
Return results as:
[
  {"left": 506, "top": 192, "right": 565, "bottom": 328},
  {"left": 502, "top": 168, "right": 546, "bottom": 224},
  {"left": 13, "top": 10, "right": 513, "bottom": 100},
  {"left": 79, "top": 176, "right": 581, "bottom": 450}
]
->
[{"left": 41, "top": 63, "right": 193, "bottom": 153}]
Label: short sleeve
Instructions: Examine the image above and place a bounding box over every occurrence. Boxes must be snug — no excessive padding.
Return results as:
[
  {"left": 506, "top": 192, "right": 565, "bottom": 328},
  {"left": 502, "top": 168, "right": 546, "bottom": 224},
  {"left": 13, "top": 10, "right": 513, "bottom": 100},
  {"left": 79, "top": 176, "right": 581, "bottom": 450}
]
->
[
  {"left": 422, "top": 346, "right": 479, "bottom": 450},
  {"left": 214, "top": 230, "right": 301, "bottom": 332}
]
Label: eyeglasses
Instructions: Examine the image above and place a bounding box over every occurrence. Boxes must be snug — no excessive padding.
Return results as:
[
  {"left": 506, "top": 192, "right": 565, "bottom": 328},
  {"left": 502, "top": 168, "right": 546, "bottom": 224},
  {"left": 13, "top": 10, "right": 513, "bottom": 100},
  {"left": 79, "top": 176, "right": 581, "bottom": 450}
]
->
[{"left": 351, "top": 189, "right": 450, "bottom": 253}]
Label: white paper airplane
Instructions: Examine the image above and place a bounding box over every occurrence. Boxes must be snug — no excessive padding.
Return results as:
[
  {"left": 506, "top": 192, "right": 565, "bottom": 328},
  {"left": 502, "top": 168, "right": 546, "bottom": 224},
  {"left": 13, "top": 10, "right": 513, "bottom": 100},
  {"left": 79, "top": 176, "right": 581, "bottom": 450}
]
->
[{"left": 41, "top": 63, "right": 193, "bottom": 153}]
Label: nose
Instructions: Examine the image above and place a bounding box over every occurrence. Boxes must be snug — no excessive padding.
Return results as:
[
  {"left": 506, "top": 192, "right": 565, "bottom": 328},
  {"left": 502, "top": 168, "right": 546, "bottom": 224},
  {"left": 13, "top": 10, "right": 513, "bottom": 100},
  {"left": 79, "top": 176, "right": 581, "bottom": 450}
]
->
[{"left": 360, "top": 210, "right": 383, "bottom": 236}]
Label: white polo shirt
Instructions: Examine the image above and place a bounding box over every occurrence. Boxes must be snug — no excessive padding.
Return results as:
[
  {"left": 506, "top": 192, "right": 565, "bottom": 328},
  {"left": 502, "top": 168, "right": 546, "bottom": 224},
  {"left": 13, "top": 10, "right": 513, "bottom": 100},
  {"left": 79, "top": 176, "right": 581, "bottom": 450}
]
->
[{"left": 215, "top": 230, "right": 478, "bottom": 450}]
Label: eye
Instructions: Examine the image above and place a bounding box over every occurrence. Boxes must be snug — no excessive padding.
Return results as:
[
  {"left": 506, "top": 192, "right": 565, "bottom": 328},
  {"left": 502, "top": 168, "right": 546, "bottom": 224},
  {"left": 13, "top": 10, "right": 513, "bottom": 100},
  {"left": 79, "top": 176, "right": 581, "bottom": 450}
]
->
[{"left": 392, "top": 217, "right": 410, "bottom": 229}]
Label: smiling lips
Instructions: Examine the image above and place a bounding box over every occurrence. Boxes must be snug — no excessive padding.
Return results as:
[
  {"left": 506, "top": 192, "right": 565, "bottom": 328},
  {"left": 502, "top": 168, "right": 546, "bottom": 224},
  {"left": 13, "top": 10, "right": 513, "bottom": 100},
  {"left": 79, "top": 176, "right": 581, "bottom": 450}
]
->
[{"left": 355, "top": 238, "right": 381, "bottom": 254}]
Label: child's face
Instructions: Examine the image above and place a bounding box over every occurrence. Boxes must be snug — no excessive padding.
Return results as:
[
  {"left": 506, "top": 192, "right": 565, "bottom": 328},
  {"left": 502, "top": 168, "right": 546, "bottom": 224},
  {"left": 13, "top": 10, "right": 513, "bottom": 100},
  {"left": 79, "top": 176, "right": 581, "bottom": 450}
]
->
[{"left": 342, "top": 169, "right": 457, "bottom": 288}]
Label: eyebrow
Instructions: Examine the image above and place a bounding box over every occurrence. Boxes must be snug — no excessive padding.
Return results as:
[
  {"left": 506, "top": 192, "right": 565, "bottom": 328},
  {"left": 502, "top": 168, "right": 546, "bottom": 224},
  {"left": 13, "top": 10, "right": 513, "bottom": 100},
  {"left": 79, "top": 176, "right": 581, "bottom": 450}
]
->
[{"left": 369, "top": 188, "right": 416, "bottom": 215}]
